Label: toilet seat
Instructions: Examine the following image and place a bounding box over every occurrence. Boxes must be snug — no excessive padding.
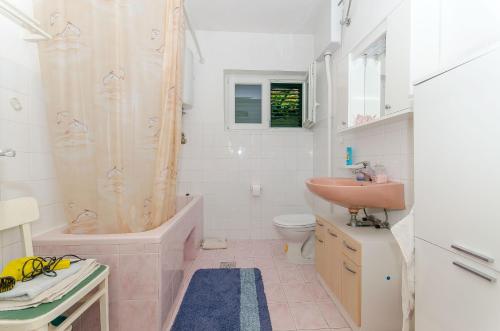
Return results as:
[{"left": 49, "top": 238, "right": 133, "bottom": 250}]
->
[{"left": 273, "top": 214, "right": 315, "bottom": 229}]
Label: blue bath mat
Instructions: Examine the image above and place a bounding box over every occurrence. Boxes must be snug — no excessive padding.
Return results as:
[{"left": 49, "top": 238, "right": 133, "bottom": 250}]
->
[{"left": 171, "top": 268, "right": 272, "bottom": 331}]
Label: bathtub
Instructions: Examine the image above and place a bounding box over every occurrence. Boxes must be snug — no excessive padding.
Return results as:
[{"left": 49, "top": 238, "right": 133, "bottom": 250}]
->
[{"left": 33, "top": 195, "right": 204, "bottom": 331}]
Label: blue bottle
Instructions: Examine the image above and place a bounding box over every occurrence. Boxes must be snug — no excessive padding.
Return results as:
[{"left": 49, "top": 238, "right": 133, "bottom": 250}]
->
[{"left": 346, "top": 147, "right": 353, "bottom": 166}]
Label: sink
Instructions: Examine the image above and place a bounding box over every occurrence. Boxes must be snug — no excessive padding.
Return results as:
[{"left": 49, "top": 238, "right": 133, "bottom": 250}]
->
[{"left": 305, "top": 177, "right": 405, "bottom": 211}]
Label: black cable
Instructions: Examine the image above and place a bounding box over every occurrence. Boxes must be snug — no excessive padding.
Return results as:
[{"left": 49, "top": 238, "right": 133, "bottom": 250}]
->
[{"left": 21, "top": 255, "right": 86, "bottom": 282}]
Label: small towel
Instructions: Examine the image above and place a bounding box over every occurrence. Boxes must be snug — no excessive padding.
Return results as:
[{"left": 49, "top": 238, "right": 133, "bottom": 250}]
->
[
  {"left": 0, "top": 259, "right": 98, "bottom": 311},
  {"left": 391, "top": 209, "right": 415, "bottom": 331}
]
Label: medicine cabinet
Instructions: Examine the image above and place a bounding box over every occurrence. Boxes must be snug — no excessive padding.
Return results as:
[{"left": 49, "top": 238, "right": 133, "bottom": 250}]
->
[{"left": 342, "top": 0, "right": 411, "bottom": 131}]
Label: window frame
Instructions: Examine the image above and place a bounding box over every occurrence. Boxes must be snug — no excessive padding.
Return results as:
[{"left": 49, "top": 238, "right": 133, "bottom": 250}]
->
[{"left": 225, "top": 72, "right": 307, "bottom": 131}]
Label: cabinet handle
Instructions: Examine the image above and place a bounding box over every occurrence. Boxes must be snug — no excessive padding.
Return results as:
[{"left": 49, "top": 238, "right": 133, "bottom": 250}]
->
[
  {"left": 385, "top": 104, "right": 391, "bottom": 110},
  {"left": 451, "top": 244, "right": 495, "bottom": 263},
  {"left": 327, "top": 229, "right": 338, "bottom": 238},
  {"left": 343, "top": 262, "right": 357, "bottom": 274},
  {"left": 316, "top": 221, "right": 324, "bottom": 227},
  {"left": 315, "top": 235, "right": 324, "bottom": 243},
  {"left": 452, "top": 261, "right": 497, "bottom": 283},
  {"left": 343, "top": 241, "right": 357, "bottom": 252}
]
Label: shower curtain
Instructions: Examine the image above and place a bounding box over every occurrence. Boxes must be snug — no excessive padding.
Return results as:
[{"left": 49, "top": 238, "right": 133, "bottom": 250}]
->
[{"left": 34, "top": 0, "right": 184, "bottom": 234}]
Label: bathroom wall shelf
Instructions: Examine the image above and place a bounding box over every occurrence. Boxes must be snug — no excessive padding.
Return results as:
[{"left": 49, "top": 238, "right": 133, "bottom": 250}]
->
[
  {"left": 338, "top": 108, "right": 413, "bottom": 134},
  {"left": 0, "top": 0, "right": 52, "bottom": 42}
]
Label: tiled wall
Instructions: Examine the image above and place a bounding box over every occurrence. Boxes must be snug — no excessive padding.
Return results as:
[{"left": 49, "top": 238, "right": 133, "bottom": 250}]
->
[
  {"left": 0, "top": 2, "right": 66, "bottom": 268},
  {"left": 178, "top": 31, "right": 315, "bottom": 240}
]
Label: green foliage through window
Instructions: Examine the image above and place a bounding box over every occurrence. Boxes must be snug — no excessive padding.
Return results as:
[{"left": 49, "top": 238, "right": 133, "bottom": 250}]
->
[{"left": 270, "top": 83, "right": 303, "bottom": 127}]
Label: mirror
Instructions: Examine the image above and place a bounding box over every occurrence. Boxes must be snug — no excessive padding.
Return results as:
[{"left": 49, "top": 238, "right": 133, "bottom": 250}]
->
[{"left": 348, "top": 34, "right": 386, "bottom": 127}]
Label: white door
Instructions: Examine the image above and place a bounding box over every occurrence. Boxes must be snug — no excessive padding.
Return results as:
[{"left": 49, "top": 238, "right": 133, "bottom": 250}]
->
[
  {"left": 414, "top": 47, "right": 500, "bottom": 272},
  {"left": 384, "top": 0, "right": 411, "bottom": 115},
  {"left": 416, "top": 239, "right": 500, "bottom": 331}
]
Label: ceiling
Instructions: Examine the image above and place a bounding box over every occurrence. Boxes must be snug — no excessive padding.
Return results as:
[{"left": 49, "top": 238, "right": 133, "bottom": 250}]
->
[{"left": 184, "top": 0, "right": 327, "bottom": 34}]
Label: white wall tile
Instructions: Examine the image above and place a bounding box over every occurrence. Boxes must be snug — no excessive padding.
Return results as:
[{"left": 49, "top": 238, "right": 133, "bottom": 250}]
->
[{"left": 0, "top": 7, "right": 65, "bottom": 265}]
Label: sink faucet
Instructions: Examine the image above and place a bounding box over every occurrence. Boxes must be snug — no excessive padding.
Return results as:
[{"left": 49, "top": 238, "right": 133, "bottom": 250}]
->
[{"left": 353, "top": 161, "right": 375, "bottom": 181}]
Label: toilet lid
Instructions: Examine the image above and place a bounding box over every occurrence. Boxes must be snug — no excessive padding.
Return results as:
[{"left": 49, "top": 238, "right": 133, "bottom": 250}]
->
[{"left": 273, "top": 214, "right": 316, "bottom": 228}]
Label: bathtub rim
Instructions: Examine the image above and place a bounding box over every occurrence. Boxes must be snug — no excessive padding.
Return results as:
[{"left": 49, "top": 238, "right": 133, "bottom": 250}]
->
[{"left": 32, "top": 195, "right": 203, "bottom": 245}]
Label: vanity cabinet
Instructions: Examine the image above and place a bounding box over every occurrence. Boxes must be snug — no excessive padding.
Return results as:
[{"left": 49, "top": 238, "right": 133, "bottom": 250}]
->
[{"left": 314, "top": 216, "right": 402, "bottom": 331}]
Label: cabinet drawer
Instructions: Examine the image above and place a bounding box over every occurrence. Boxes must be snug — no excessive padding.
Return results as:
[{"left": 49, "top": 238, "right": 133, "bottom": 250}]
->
[
  {"left": 341, "top": 256, "right": 361, "bottom": 326},
  {"left": 315, "top": 218, "right": 326, "bottom": 238},
  {"left": 416, "top": 239, "right": 500, "bottom": 331},
  {"left": 342, "top": 235, "right": 362, "bottom": 266}
]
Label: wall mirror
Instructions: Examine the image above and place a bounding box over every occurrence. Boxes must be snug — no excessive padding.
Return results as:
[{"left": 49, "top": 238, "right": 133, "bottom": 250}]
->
[{"left": 348, "top": 34, "right": 387, "bottom": 128}]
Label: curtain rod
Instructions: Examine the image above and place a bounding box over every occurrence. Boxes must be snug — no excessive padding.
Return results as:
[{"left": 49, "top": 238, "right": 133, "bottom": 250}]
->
[
  {"left": 0, "top": 0, "right": 52, "bottom": 41},
  {"left": 183, "top": 4, "right": 205, "bottom": 64}
]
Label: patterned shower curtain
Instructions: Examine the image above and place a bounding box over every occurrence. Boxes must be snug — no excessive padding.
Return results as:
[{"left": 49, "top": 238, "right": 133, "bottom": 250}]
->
[{"left": 34, "top": 0, "right": 184, "bottom": 234}]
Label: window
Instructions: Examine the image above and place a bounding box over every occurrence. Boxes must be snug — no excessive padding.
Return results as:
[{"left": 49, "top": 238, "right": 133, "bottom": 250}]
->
[
  {"left": 225, "top": 71, "right": 307, "bottom": 130},
  {"left": 270, "top": 83, "right": 303, "bottom": 128}
]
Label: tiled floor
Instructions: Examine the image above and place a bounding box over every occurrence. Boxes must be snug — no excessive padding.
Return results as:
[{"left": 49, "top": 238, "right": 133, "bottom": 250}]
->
[{"left": 169, "top": 240, "right": 352, "bottom": 331}]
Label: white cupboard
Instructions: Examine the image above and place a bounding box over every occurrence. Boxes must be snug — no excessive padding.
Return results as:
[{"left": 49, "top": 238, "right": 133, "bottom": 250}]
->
[
  {"left": 414, "top": 44, "right": 500, "bottom": 330},
  {"left": 414, "top": 48, "right": 500, "bottom": 273},
  {"left": 412, "top": 0, "right": 500, "bottom": 82}
]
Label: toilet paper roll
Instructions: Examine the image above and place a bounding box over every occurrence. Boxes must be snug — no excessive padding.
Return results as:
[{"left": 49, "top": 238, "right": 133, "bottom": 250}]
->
[{"left": 251, "top": 184, "right": 261, "bottom": 197}]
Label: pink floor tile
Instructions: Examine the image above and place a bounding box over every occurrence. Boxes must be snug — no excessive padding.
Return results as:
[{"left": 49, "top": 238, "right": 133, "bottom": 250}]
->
[
  {"left": 252, "top": 243, "right": 273, "bottom": 257},
  {"left": 254, "top": 256, "right": 276, "bottom": 269},
  {"left": 306, "top": 281, "right": 330, "bottom": 302},
  {"left": 317, "top": 300, "right": 349, "bottom": 329},
  {"left": 278, "top": 265, "right": 305, "bottom": 284},
  {"left": 283, "top": 283, "right": 314, "bottom": 303},
  {"left": 235, "top": 257, "right": 256, "bottom": 268},
  {"left": 264, "top": 283, "right": 287, "bottom": 303},
  {"left": 268, "top": 303, "right": 296, "bottom": 330},
  {"left": 260, "top": 266, "right": 281, "bottom": 285},
  {"left": 300, "top": 264, "right": 317, "bottom": 283},
  {"left": 289, "top": 302, "right": 329, "bottom": 330}
]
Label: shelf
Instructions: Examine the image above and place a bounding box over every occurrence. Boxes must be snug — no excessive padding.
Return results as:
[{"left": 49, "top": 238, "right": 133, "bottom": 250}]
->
[{"left": 337, "top": 108, "right": 413, "bottom": 134}]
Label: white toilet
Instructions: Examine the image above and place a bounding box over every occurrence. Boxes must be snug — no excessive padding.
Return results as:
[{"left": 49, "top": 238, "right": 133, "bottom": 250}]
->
[{"left": 273, "top": 214, "right": 316, "bottom": 264}]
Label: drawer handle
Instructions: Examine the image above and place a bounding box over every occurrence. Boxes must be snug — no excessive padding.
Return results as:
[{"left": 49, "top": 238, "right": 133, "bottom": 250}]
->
[
  {"left": 343, "top": 241, "right": 357, "bottom": 252},
  {"left": 327, "top": 229, "right": 338, "bottom": 238},
  {"left": 343, "top": 262, "right": 357, "bottom": 274},
  {"left": 316, "top": 221, "right": 324, "bottom": 227},
  {"left": 452, "top": 261, "right": 497, "bottom": 283},
  {"left": 451, "top": 244, "right": 494, "bottom": 263},
  {"left": 315, "top": 235, "right": 324, "bottom": 243}
]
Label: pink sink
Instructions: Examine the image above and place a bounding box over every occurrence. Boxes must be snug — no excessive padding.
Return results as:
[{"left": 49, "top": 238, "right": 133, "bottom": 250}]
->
[{"left": 305, "top": 177, "right": 405, "bottom": 212}]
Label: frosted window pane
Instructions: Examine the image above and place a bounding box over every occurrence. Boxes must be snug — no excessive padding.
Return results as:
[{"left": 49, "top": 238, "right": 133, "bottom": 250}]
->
[{"left": 235, "top": 84, "right": 262, "bottom": 124}]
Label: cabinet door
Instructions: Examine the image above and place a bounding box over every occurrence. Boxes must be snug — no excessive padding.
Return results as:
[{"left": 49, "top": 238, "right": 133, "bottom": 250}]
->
[
  {"left": 414, "top": 49, "right": 500, "bottom": 272},
  {"left": 440, "top": 0, "right": 500, "bottom": 70},
  {"left": 315, "top": 219, "right": 327, "bottom": 279},
  {"left": 385, "top": 0, "right": 411, "bottom": 114},
  {"left": 341, "top": 256, "right": 361, "bottom": 326},
  {"left": 325, "top": 224, "right": 342, "bottom": 298},
  {"left": 416, "top": 239, "right": 500, "bottom": 331}
]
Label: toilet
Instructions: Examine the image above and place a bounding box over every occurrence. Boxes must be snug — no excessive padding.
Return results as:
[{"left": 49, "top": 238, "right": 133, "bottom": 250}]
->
[{"left": 273, "top": 214, "right": 316, "bottom": 264}]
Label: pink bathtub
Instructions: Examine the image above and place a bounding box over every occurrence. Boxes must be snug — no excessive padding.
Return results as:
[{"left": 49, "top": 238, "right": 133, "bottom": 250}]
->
[{"left": 33, "top": 195, "right": 203, "bottom": 331}]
